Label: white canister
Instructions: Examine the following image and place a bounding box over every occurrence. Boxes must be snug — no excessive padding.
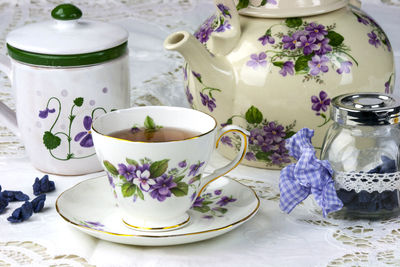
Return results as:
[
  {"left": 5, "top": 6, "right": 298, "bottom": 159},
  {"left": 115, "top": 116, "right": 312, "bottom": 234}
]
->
[{"left": 0, "top": 4, "right": 130, "bottom": 175}]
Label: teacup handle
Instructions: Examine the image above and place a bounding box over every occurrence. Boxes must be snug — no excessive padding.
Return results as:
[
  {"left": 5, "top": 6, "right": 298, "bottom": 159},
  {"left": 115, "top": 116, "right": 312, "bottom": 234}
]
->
[{"left": 197, "top": 125, "right": 249, "bottom": 196}]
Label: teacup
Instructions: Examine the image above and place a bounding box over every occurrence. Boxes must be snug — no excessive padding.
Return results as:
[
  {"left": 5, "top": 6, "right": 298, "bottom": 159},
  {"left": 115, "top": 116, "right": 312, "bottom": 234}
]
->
[{"left": 92, "top": 106, "right": 249, "bottom": 231}]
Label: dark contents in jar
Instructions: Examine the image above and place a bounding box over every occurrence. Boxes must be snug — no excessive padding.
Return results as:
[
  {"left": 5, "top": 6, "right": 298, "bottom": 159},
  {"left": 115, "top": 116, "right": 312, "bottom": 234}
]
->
[{"left": 336, "top": 156, "right": 399, "bottom": 213}]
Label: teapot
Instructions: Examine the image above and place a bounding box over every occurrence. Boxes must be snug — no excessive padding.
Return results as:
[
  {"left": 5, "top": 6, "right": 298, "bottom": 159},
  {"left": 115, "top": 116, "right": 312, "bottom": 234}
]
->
[
  {"left": 0, "top": 4, "right": 130, "bottom": 175},
  {"left": 164, "top": 0, "right": 394, "bottom": 169}
]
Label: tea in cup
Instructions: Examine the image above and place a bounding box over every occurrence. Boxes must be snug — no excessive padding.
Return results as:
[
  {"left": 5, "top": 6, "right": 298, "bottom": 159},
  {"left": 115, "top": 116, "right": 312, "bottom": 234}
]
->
[{"left": 92, "top": 106, "right": 248, "bottom": 231}]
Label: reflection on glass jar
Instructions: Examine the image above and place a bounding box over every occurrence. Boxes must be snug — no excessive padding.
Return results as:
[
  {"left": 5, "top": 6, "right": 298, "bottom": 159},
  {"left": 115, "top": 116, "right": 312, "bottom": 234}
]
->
[{"left": 321, "top": 93, "right": 400, "bottom": 219}]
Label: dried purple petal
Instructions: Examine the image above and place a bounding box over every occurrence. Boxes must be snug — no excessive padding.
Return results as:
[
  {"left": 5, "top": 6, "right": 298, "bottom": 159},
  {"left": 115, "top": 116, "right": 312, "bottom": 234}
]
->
[
  {"left": 7, "top": 201, "right": 33, "bottom": 223},
  {"left": 0, "top": 195, "right": 8, "bottom": 214},
  {"left": 31, "top": 194, "right": 46, "bottom": 213},
  {"left": 1, "top": 190, "right": 29, "bottom": 202},
  {"left": 33, "top": 175, "right": 56, "bottom": 196}
]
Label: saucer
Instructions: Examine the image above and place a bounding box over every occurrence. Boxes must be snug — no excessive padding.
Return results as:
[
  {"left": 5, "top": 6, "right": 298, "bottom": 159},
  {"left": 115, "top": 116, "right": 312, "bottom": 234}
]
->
[{"left": 56, "top": 175, "right": 260, "bottom": 246}]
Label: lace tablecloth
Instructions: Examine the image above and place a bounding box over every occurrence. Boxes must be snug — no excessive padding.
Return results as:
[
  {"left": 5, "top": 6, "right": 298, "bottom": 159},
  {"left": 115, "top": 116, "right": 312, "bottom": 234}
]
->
[{"left": 0, "top": 0, "right": 400, "bottom": 266}]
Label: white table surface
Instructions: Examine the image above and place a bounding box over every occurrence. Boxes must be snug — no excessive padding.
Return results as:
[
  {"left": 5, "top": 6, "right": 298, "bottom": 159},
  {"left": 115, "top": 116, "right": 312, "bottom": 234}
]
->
[{"left": 0, "top": 0, "right": 400, "bottom": 266}]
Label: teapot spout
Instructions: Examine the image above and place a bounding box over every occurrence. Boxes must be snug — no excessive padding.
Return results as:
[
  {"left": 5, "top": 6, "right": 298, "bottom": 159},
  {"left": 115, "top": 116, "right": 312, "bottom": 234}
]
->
[{"left": 164, "top": 31, "right": 233, "bottom": 86}]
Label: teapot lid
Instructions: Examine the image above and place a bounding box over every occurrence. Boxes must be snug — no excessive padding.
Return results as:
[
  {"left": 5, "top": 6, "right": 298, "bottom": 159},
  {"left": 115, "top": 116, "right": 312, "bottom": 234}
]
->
[
  {"left": 236, "top": 0, "right": 349, "bottom": 18},
  {"left": 6, "top": 4, "right": 128, "bottom": 66}
]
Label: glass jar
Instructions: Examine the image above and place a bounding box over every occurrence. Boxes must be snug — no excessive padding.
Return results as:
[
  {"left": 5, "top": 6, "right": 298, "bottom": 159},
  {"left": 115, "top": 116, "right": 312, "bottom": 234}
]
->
[{"left": 321, "top": 93, "right": 400, "bottom": 219}]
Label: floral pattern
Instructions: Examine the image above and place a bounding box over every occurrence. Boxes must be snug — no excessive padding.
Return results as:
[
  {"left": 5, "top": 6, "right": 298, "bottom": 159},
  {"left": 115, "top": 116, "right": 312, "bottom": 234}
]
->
[
  {"left": 191, "top": 189, "right": 237, "bottom": 219},
  {"left": 311, "top": 90, "right": 331, "bottom": 127},
  {"left": 221, "top": 105, "right": 296, "bottom": 167},
  {"left": 353, "top": 11, "right": 392, "bottom": 52},
  {"left": 194, "top": 3, "right": 232, "bottom": 45},
  {"left": 104, "top": 158, "right": 205, "bottom": 202},
  {"left": 39, "top": 95, "right": 109, "bottom": 161},
  {"left": 191, "top": 70, "right": 221, "bottom": 112},
  {"left": 247, "top": 17, "right": 358, "bottom": 84}
]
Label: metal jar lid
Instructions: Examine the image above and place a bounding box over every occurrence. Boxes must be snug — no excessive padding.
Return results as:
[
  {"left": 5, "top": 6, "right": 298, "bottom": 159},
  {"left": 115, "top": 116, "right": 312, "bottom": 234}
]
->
[{"left": 331, "top": 93, "right": 400, "bottom": 126}]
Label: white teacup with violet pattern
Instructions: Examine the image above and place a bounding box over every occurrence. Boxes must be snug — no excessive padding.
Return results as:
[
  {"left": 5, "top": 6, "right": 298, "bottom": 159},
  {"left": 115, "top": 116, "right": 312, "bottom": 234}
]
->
[{"left": 92, "top": 106, "right": 249, "bottom": 231}]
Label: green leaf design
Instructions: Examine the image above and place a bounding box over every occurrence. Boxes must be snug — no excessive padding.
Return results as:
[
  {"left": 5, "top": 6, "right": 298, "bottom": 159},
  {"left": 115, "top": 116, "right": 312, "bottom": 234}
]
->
[
  {"left": 327, "top": 31, "right": 344, "bottom": 47},
  {"left": 260, "top": 0, "right": 267, "bottom": 6},
  {"left": 173, "top": 175, "right": 185, "bottom": 183},
  {"left": 144, "top": 116, "right": 156, "bottom": 130},
  {"left": 236, "top": 0, "right": 249, "bottom": 10},
  {"left": 255, "top": 151, "right": 273, "bottom": 161},
  {"left": 285, "top": 131, "right": 296, "bottom": 139},
  {"left": 272, "top": 61, "right": 285, "bottom": 68},
  {"left": 103, "top": 160, "right": 119, "bottom": 176},
  {"left": 245, "top": 106, "right": 263, "bottom": 124},
  {"left": 43, "top": 131, "right": 61, "bottom": 150},
  {"left": 295, "top": 55, "right": 312, "bottom": 72},
  {"left": 136, "top": 187, "right": 144, "bottom": 200},
  {"left": 149, "top": 159, "right": 169, "bottom": 178},
  {"left": 213, "top": 207, "right": 228, "bottom": 214},
  {"left": 170, "top": 182, "right": 189, "bottom": 197},
  {"left": 126, "top": 158, "right": 138, "bottom": 166},
  {"left": 193, "top": 206, "right": 211, "bottom": 213},
  {"left": 73, "top": 97, "right": 84, "bottom": 107},
  {"left": 321, "top": 113, "right": 327, "bottom": 119},
  {"left": 121, "top": 182, "right": 136, "bottom": 197},
  {"left": 285, "top": 18, "right": 303, "bottom": 28}
]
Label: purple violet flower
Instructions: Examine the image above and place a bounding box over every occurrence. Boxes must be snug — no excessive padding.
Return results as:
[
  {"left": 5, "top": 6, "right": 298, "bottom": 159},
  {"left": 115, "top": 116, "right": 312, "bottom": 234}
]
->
[
  {"left": 215, "top": 21, "right": 231, "bottom": 32},
  {"left": 311, "top": 90, "right": 331, "bottom": 114},
  {"left": 183, "top": 65, "right": 188, "bottom": 81},
  {"left": 258, "top": 35, "right": 275, "bottom": 46},
  {"left": 217, "top": 3, "right": 231, "bottom": 18},
  {"left": 216, "top": 196, "right": 237, "bottom": 206},
  {"left": 186, "top": 86, "right": 193, "bottom": 105},
  {"left": 368, "top": 31, "right": 381, "bottom": 47},
  {"left": 38, "top": 107, "right": 55, "bottom": 119},
  {"left": 298, "top": 36, "right": 319, "bottom": 55},
  {"left": 149, "top": 174, "right": 177, "bottom": 202},
  {"left": 189, "top": 162, "right": 205, "bottom": 177},
  {"left": 270, "top": 152, "right": 291, "bottom": 165},
  {"left": 385, "top": 81, "right": 390, "bottom": 94},
  {"left": 282, "top": 35, "right": 297, "bottom": 50},
  {"left": 357, "top": 16, "right": 369, "bottom": 25},
  {"left": 214, "top": 190, "right": 222, "bottom": 195},
  {"left": 133, "top": 164, "right": 154, "bottom": 192},
  {"left": 203, "top": 215, "right": 214, "bottom": 219},
  {"left": 245, "top": 152, "right": 257, "bottom": 161},
  {"left": 74, "top": 116, "right": 94, "bottom": 148},
  {"left": 267, "top": 0, "right": 277, "bottom": 4},
  {"left": 305, "top": 23, "right": 328, "bottom": 41},
  {"left": 118, "top": 164, "right": 136, "bottom": 182},
  {"left": 264, "top": 122, "right": 286, "bottom": 143},
  {"left": 86, "top": 221, "right": 105, "bottom": 227},
  {"left": 279, "top": 61, "right": 294, "bottom": 77},
  {"left": 336, "top": 61, "right": 353, "bottom": 74},
  {"left": 200, "top": 92, "right": 217, "bottom": 112},
  {"left": 315, "top": 38, "right": 332, "bottom": 55},
  {"left": 192, "top": 196, "right": 205, "bottom": 208},
  {"left": 246, "top": 52, "right": 267, "bottom": 70},
  {"left": 131, "top": 127, "right": 140, "bottom": 134},
  {"left": 195, "top": 26, "right": 213, "bottom": 44},
  {"left": 221, "top": 136, "right": 233, "bottom": 147},
  {"left": 249, "top": 128, "right": 274, "bottom": 153},
  {"left": 192, "top": 71, "right": 201, "bottom": 80},
  {"left": 178, "top": 160, "right": 187, "bottom": 168},
  {"left": 308, "top": 55, "right": 329, "bottom": 76}
]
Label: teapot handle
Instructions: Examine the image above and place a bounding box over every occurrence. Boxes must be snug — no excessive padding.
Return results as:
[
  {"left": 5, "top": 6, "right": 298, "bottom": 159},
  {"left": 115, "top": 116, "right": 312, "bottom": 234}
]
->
[
  {"left": 0, "top": 55, "right": 19, "bottom": 137},
  {"left": 197, "top": 125, "right": 249, "bottom": 196}
]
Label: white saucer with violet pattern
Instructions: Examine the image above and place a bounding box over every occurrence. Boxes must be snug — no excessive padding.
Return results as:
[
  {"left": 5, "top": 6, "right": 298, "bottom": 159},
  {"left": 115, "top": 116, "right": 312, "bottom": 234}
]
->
[{"left": 56, "top": 175, "right": 260, "bottom": 246}]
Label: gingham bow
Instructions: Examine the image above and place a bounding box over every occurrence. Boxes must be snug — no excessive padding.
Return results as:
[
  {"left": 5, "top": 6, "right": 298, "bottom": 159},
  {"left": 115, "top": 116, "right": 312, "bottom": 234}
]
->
[{"left": 279, "top": 128, "right": 343, "bottom": 217}]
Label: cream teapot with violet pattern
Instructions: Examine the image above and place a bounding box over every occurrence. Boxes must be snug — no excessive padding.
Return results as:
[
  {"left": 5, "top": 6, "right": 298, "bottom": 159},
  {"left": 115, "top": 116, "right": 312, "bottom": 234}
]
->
[{"left": 164, "top": 0, "right": 394, "bottom": 169}]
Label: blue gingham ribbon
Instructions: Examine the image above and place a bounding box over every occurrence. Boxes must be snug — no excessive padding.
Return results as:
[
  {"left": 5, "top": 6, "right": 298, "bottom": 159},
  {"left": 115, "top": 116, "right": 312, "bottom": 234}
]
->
[{"left": 279, "top": 128, "right": 343, "bottom": 217}]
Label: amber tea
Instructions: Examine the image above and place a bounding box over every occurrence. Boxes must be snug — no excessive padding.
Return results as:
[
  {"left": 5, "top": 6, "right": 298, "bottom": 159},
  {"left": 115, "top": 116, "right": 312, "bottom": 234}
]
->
[{"left": 109, "top": 127, "right": 200, "bottom": 142}]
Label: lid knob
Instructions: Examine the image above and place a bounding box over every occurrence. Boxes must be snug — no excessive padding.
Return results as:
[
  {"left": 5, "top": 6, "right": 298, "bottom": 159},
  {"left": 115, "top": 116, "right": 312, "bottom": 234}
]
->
[{"left": 51, "top": 4, "right": 82, "bottom": 20}]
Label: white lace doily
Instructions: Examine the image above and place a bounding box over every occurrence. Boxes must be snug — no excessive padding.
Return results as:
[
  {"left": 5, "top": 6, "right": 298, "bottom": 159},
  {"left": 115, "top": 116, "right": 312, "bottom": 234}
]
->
[{"left": 335, "top": 171, "right": 400, "bottom": 193}]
